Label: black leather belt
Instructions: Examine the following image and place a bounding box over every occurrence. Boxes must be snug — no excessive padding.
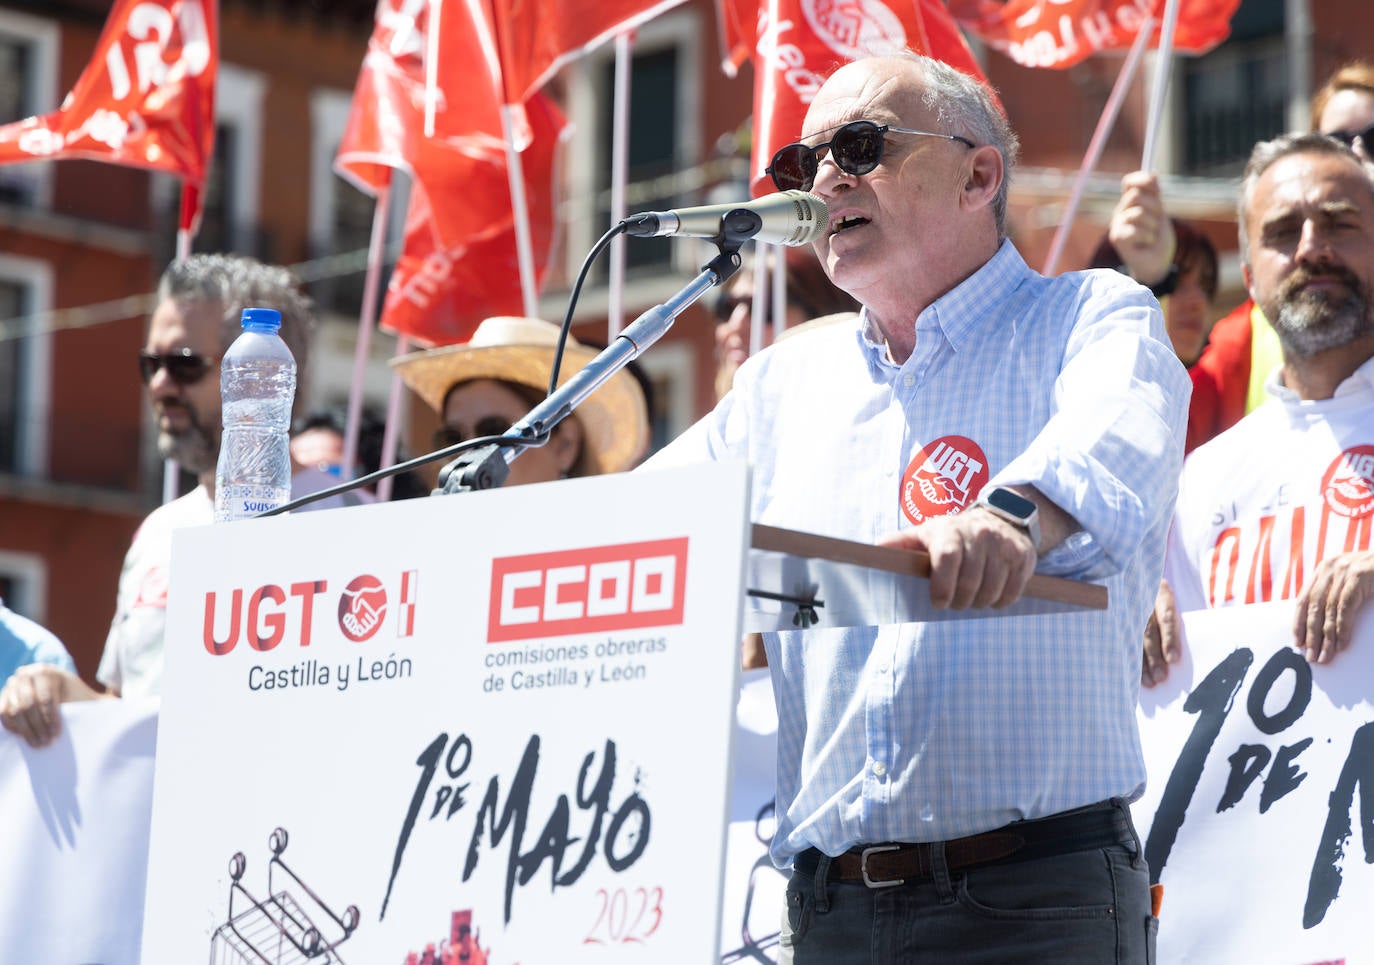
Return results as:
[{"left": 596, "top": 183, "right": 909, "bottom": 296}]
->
[{"left": 794, "top": 800, "right": 1130, "bottom": 889}]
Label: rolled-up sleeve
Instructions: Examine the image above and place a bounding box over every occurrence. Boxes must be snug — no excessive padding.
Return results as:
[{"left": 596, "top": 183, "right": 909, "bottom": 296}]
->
[{"left": 996, "top": 282, "right": 1192, "bottom": 579}]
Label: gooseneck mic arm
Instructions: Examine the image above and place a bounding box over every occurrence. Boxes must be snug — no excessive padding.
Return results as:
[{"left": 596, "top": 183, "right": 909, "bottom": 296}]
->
[
  {"left": 436, "top": 244, "right": 745, "bottom": 495},
  {"left": 262, "top": 218, "right": 769, "bottom": 514}
]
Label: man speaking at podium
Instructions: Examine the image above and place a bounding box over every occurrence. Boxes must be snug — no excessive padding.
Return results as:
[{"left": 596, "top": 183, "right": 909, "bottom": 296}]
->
[{"left": 646, "top": 53, "right": 1189, "bottom": 963}]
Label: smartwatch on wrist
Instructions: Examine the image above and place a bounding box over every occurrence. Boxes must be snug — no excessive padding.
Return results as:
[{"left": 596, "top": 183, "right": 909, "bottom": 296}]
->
[{"left": 975, "top": 485, "right": 1042, "bottom": 552}]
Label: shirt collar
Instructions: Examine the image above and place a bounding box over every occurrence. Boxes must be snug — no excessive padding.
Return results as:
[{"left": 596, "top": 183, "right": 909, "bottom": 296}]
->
[
  {"left": 857, "top": 240, "right": 1032, "bottom": 363},
  {"left": 1266, "top": 351, "right": 1374, "bottom": 402}
]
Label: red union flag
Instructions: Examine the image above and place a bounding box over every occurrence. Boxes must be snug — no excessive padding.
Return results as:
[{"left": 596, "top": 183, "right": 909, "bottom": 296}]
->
[
  {"left": 949, "top": 0, "right": 1239, "bottom": 69},
  {"left": 487, "top": 538, "right": 689, "bottom": 643},
  {"left": 0, "top": 0, "right": 215, "bottom": 184},
  {"left": 716, "top": 0, "right": 757, "bottom": 76},
  {"left": 338, "top": 0, "right": 567, "bottom": 345},
  {"left": 379, "top": 93, "right": 567, "bottom": 346},
  {"left": 744, "top": 0, "right": 989, "bottom": 196},
  {"left": 337, "top": 0, "right": 508, "bottom": 195},
  {"left": 481, "top": 0, "right": 689, "bottom": 108}
]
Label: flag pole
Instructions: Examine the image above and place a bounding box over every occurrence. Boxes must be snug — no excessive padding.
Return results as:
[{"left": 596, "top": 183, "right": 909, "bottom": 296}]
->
[
  {"left": 607, "top": 30, "right": 634, "bottom": 338},
  {"left": 425, "top": 0, "right": 443, "bottom": 138},
  {"left": 165, "top": 181, "right": 198, "bottom": 504},
  {"left": 770, "top": 244, "right": 785, "bottom": 341},
  {"left": 1041, "top": 17, "right": 1154, "bottom": 276},
  {"left": 498, "top": 106, "right": 539, "bottom": 318},
  {"left": 1141, "top": 0, "right": 1185, "bottom": 171},
  {"left": 376, "top": 333, "right": 410, "bottom": 501},
  {"left": 360, "top": 0, "right": 439, "bottom": 500},
  {"left": 749, "top": 248, "right": 767, "bottom": 356},
  {"left": 476, "top": 0, "right": 539, "bottom": 318},
  {"left": 342, "top": 186, "right": 392, "bottom": 482}
]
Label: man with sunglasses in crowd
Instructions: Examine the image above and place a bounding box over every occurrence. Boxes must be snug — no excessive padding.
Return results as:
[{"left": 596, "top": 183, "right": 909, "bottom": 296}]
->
[
  {"left": 1, "top": 254, "right": 314, "bottom": 746},
  {"left": 645, "top": 52, "right": 1189, "bottom": 962}
]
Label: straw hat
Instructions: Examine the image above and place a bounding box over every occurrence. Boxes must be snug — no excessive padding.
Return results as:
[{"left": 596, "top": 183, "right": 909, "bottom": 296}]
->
[{"left": 391, "top": 317, "right": 650, "bottom": 475}]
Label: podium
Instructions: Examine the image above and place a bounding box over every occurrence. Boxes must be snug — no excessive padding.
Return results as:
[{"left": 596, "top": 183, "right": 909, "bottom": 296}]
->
[
  {"left": 137, "top": 461, "right": 1107, "bottom": 963},
  {"left": 745, "top": 522, "right": 1106, "bottom": 632},
  {"left": 142, "top": 463, "right": 754, "bottom": 963}
]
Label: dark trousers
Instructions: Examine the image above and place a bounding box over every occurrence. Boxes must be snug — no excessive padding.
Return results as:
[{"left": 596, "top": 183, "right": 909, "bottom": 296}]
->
[{"left": 780, "top": 800, "right": 1157, "bottom": 964}]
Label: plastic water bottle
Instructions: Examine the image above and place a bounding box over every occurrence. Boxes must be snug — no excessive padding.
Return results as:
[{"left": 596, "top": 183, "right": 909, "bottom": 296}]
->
[{"left": 215, "top": 307, "right": 297, "bottom": 521}]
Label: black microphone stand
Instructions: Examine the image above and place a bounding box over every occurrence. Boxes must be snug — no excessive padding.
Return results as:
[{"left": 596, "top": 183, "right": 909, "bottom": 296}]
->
[{"left": 435, "top": 236, "right": 750, "bottom": 495}]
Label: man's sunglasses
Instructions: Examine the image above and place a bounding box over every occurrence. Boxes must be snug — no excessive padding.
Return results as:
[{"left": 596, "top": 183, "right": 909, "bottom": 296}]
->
[
  {"left": 767, "top": 120, "right": 975, "bottom": 193},
  {"left": 432, "top": 416, "right": 514, "bottom": 451},
  {"left": 138, "top": 349, "right": 218, "bottom": 386},
  {"left": 1326, "top": 124, "right": 1374, "bottom": 150}
]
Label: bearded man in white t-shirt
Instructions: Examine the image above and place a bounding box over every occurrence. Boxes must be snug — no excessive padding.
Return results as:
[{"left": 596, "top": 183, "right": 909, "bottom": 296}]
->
[{"left": 1147, "top": 132, "right": 1374, "bottom": 685}]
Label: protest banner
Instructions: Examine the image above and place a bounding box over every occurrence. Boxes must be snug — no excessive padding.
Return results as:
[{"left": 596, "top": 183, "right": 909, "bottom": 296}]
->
[
  {"left": 1134, "top": 600, "right": 1374, "bottom": 963},
  {"left": 0, "top": 699, "right": 158, "bottom": 964}
]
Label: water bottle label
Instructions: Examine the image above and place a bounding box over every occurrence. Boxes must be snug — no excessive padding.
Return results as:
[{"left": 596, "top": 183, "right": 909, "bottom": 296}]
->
[{"left": 216, "top": 482, "right": 291, "bottom": 521}]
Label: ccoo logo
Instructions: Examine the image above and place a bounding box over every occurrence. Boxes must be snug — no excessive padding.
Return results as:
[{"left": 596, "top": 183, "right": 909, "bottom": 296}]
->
[{"left": 488, "top": 538, "right": 689, "bottom": 643}]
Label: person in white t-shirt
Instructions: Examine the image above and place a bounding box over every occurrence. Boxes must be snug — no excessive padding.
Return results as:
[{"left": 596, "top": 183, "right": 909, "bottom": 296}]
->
[
  {"left": 0, "top": 255, "right": 317, "bottom": 745},
  {"left": 1145, "top": 132, "right": 1374, "bottom": 686}
]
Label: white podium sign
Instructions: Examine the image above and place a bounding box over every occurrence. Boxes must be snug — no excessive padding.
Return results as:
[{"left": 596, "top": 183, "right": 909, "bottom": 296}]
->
[
  {"left": 141, "top": 463, "right": 751, "bottom": 963},
  {"left": 1133, "top": 601, "right": 1374, "bottom": 964}
]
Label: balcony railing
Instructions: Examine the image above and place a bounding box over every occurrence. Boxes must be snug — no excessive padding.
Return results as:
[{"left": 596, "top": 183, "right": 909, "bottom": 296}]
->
[{"left": 1182, "top": 39, "right": 1288, "bottom": 177}]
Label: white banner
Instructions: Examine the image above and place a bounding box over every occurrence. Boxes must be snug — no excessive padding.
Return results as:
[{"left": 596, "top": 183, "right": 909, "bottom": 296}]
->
[
  {"left": 1134, "top": 600, "right": 1374, "bottom": 964},
  {"left": 141, "top": 463, "right": 753, "bottom": 963},
  {"left": 0, "top": 665, "right": 785, "bottom": 964},
  {"left": 0, "top": 698, "right": 158, "bottom": 964}
]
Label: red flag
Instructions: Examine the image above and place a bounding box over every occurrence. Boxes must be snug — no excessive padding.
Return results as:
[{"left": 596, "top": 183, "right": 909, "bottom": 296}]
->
[
  {"left": 744, "top": 0, "right": 990, "bottom": 197},
  {"left": 336, "top": 0, "right": 507, "bottom": 196},
  {"left": 380, "top": 93, "right": 567, "bottom": 346},
  {"left": 0, "top": 0, "right": 216, "bottom": 224},
  {"left": 482, "top": 0, "right": 689, "bottom": 108},
  {"left": 715, "top": 0, "right": 757, "bottom": 77},
  {"left": 337, "top": 0, "right": 566, "bottom": 345},
  {"left": 949, "top": 0, "right": 1239, "bottom": 70}
]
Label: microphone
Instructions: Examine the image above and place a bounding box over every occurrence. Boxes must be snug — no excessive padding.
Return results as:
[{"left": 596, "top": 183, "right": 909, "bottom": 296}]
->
[{"left": 621, "top": 191, "right": 829, "bottom": 247}]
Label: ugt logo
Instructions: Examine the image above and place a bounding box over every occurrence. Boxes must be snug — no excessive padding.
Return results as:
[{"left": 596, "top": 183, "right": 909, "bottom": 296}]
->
[
  {"left": 487, "top": 538, "right": 688, "bottom": 642},
  {"left": 339, "top": 575, "right": 387, "bottom": 642},
  {"left": 202, "top": 570, "right": 418, "bottom": 655}
]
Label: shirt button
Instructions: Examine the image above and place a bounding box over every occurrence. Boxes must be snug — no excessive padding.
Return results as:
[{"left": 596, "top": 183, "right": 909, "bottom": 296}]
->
[
  {"left": 871, "top": 761, "right": 887, "bottom": 778},
  {"left": 902, "top": 374, "right": 915, "bottom": 387}
]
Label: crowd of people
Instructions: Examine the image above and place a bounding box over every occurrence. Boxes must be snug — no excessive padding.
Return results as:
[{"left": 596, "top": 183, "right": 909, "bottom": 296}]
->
[{"left": 3, "top": 48, "right": 1374, "bottom": 965}]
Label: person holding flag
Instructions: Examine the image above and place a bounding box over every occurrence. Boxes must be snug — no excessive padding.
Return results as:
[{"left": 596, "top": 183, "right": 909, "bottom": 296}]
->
[{"left": 646, "top": 51, "right": 1189, "bottom": 962}]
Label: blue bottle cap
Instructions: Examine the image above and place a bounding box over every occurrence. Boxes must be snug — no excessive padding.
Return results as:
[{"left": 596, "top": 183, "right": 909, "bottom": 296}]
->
[{"left": 241, "top": 307, "right": 282, "bottom": 332}]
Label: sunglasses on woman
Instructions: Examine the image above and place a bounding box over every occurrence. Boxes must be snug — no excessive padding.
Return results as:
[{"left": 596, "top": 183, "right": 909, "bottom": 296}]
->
[
  {"left": 432, "top": 416, "right": 515, "bottom": 451},
  {"left": 138, "top": 349, "right": 218, "bottom": 386},
  {"left": 1326, "top": 124, "right": 1374, "bottom": 150},
  {"left": 767, "top": 120, "right": 975, "bottom": 193}
]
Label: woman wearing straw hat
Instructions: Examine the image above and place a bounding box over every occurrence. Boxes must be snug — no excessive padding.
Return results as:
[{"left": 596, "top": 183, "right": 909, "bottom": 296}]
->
[{"left": 392, "top": 317, "right": 651, "bottom": 487}]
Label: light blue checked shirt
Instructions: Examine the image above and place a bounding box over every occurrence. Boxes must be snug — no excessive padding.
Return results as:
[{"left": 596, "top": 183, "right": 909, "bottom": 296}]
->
[{"left": 646, "top": 241, "right": 1190, "bottom": 863}]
